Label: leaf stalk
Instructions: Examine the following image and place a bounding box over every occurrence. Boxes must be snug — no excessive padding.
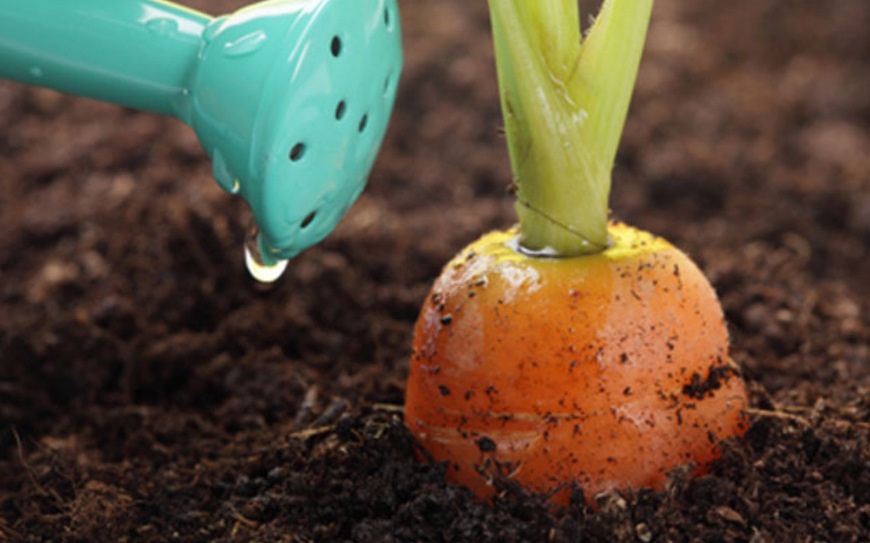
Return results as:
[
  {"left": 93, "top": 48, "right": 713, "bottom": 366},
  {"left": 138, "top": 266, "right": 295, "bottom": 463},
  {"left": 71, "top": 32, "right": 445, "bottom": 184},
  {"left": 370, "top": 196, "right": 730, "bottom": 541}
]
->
[{"left": 488, "top": 0, "right": 653, "bottom": 255}]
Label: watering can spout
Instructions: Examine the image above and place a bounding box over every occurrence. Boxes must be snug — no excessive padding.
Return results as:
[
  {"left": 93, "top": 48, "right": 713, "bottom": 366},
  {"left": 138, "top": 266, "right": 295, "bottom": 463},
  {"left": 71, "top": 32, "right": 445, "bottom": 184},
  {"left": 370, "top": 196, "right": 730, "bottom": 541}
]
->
[
  {"left": 0, "top": 0, "right": 403, "bottom": 281},
  {"left": 0, "top": 1, "right": 208, "bottom": 118}
]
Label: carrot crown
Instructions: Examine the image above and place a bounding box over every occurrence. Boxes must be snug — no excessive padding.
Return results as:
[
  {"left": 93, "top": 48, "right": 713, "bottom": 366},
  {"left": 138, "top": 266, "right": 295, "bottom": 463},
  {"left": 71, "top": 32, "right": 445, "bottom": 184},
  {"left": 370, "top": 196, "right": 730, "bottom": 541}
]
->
[{"left": 488, "top": 0, "right": 653, "bottom": 256}]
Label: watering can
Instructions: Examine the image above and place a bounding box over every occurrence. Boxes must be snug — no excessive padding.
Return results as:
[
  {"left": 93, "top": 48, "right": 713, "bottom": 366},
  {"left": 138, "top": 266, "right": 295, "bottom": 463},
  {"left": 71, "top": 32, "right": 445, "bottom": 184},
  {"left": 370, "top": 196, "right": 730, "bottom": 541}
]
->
[{"left": 0, "top": 0, "right": 402, "bottom": 281}]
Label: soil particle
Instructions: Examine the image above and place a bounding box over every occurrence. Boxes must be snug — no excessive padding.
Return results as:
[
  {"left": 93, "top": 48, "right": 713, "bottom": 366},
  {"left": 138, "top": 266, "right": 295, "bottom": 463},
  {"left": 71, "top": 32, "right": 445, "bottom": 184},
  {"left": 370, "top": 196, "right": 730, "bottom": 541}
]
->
[
  {"left": 682, "top": 364, "right": 740, "bottom": 400},
  {"left": 476, "top": 436, "right": 497, "bottom": 453}
]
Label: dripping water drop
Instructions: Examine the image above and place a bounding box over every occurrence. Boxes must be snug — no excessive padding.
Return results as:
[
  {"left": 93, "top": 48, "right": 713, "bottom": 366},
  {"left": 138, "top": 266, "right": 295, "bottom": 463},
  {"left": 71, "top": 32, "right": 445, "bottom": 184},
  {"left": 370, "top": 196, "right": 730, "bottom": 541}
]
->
[{"left": 244, "top": 225, "right": 287, "bottom": 283}]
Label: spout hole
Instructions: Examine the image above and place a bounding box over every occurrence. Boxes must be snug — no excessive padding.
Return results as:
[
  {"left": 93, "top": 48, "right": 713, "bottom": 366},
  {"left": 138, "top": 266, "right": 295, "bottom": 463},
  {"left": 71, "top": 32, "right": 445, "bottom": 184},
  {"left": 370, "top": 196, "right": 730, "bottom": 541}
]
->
[
  {"left": 301, "top": 211, "right": 316, "bottom": 229},
  {"left": 384, "top": 7, "right": 392, "bottom": 29},
  {"left": 330, "top": 36, "right": 342, "bottom": 57},
  {"left": 335, "top": 100, "right": 347, "bottom": 120},
  {"left": 289, "top": 143, "right": 306, "bottom": 161},
  {"left": 358, "top": 114, "right": 369, "bottom": 133}
]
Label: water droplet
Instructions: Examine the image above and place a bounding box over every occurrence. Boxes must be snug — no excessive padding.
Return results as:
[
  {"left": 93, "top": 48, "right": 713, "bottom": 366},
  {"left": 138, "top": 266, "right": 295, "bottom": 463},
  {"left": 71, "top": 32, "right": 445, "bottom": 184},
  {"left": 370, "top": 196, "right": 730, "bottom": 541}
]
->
[
  {"left": 245, "top": 244, "right": 288, "bottom": 283},
  {"left": 507, "top": 234, "right": 560, "bottom": 258},
  {"left": 211, "top": 149, "right": 237, "bottom": 193},
  {"left": 223, "top": 30, "right": 267, "bottom": 58},
  {"left": 169, "top": 88, "right": 192, "bottom": 123},
  {"left": 146, "top": 18, "right": 178, "bottom": 38},
  {"left": 244, "top": 226, "right": 287, "bottom": 283},
  {"left": 29, "top": 67, "right": 43, "bottom": 78}
]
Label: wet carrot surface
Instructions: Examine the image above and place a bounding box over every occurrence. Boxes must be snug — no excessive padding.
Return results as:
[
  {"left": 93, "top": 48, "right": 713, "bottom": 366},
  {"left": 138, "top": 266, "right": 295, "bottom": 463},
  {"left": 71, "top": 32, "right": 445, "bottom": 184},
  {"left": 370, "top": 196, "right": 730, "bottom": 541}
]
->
[{"left": 405, "top": 222, "right": 749, "bottom": 504}]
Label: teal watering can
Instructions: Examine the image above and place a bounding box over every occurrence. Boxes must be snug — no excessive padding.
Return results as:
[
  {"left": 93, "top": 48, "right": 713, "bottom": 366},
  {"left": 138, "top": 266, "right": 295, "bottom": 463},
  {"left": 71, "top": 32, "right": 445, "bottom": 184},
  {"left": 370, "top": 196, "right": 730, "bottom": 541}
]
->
[{"left": 0, "top": 0, "right": 402, "bottom": 281}]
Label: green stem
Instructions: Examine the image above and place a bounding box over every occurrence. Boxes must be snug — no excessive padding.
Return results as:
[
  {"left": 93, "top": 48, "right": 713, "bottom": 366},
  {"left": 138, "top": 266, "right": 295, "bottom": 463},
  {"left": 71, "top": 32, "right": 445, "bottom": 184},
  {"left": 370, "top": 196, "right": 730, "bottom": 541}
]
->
[{"left": 488, "top": 0, "right": 653, "bottom": 255}]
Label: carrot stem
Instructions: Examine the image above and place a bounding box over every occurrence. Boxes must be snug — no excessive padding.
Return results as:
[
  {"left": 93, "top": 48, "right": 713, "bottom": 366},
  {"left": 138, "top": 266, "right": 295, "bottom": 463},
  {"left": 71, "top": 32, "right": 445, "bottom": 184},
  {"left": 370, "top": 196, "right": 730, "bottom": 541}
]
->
[{"left": 488, "top": 0, "right": 653, "bottom": 255}]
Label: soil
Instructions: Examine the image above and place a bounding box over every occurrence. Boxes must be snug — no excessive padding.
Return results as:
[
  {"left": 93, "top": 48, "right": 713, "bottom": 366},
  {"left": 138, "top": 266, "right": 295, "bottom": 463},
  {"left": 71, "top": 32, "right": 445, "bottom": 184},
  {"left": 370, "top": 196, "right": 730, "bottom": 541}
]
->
[{"left": 1, "top": 0, "right": 868, "bottom": 541}]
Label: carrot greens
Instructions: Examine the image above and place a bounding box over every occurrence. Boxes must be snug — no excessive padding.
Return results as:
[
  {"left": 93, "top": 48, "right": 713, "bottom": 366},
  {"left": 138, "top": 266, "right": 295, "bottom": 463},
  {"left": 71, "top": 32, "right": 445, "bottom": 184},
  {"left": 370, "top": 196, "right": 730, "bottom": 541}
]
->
[{"left": 488, "top": 0, "right": 653, "bottom": 255}]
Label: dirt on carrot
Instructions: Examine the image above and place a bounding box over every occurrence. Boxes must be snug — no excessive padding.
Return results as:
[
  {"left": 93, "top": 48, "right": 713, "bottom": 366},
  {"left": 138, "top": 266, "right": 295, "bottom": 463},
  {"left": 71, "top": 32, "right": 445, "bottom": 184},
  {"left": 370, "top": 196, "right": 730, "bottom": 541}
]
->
[
  {"left": 0, "top": 0, "right": 868, "bottom": 541},
  {"left": 405, "top": 223, "right": 750, "bottom": 504}
]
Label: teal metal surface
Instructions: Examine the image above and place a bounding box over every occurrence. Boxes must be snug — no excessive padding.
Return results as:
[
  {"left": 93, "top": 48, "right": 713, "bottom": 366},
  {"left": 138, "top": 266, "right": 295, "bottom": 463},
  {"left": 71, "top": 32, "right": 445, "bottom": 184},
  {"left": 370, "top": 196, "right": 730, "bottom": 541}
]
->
[{"left": 0, "top": 0, "right": 403, "bottom": 275}]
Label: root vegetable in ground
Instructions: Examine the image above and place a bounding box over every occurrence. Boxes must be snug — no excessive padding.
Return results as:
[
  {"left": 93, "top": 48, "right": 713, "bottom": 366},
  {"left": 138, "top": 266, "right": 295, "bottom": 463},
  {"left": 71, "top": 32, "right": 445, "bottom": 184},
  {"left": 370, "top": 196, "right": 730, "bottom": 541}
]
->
[{"left": 404, "top": 0, "right": 750, "bottom": 504}]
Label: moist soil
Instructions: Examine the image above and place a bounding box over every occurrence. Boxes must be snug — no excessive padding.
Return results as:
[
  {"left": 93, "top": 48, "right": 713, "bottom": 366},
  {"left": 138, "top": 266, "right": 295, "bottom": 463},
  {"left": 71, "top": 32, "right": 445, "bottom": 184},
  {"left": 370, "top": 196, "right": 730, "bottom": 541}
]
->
[{"left": 1, "top": 0, "right": 868, "bottom": 541}]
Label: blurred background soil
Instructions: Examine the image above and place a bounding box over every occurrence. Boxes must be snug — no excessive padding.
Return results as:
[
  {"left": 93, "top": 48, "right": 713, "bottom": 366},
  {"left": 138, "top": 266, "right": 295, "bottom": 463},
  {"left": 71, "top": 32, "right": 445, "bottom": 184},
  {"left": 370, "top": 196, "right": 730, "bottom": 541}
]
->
[{"left": 0, "top": 0, "right": 868, "bottom": 541}]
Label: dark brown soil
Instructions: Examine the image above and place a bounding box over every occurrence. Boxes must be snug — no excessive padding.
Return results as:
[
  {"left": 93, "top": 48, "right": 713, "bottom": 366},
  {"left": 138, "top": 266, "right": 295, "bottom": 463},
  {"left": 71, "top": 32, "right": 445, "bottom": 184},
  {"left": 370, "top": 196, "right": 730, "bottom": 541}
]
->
[{"left": 1, "top": 0, "right": 868, "bottom": 541}]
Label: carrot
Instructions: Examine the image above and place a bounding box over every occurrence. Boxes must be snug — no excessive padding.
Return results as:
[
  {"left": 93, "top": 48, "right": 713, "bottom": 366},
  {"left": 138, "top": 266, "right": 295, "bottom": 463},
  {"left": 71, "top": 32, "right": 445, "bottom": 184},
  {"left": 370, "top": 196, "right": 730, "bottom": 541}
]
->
[
  {"left": 405, "top": 223, "right": 749, "bottom": 503},
  {"left": 404, "top": 0, "right": 749, "bottom": 505}
]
